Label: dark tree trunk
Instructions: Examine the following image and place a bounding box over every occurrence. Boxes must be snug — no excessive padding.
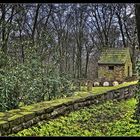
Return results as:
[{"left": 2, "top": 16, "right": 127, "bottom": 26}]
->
[
  {"left": 76, "top": 45, "right": 82, "bottom": 79},
  {"left": 116, "top": 12, "right": 126, "bottom": 48},
  {"left": 134, "top": 4, "right": 140, "bottom": 121},
  {"left": 135, "top": 4, "right": 140, "bottom": 50},
  {"left": 1, "top": 4, "right": 6, "bottom": 54},
  {"left": 85, "top": 51, "right": 89, "bottom": 78},
  {"left": 32, "top": 4, "right": 40, "bottom": 44},
  {"left": 72, "top": 46, "right": 76, "bottom": 78}
]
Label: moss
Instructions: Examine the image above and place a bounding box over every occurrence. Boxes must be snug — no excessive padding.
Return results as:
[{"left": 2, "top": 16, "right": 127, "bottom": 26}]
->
[
  {"left": 19, "top": 111, "right": 34, "bottom": 116},
  {"left": 76, "top": 81, "right": 138, "bottom": 96},
  {"left": 19, "top": 98, "right": 74, "bottom": 112},
  {"left": 19, "top": 96, "right": 86, "bottom": 113},
  {"left": 98, "top": 48, "right": 130, "bottom": 64},
  {"left": 20, "top": 105, "right": 35, "bottom": 111},
  {"left": 0, "top": 120, "right": 9, "bottom": 130},
  {"left": 0, "top": 81, "right": 136, "bottom": 131},
  {"left": 8, "top": 109, "right": 21, "bottom": 113},
  {"left": 0, "top": 120, "right": 8, "bottom": 124},
  {"left": 7, "top": 114, "right": 23, "bottom": 121},
  {"left": 0, "top": 113, "right": 5, "bottom": 117},
  {"left": 7, "top": 109, "right": 22, "bottom": 117}
]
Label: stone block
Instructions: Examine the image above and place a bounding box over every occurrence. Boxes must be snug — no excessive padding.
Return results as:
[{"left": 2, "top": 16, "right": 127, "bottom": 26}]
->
[
  {"left": 9, "top": 115, "right": 24, "bottom": 128},
  {"left": 31, "top": 116, "right": 40, "bottom": 124},
  {"left": 74, "top": 98, "right": 86, "bottom": 104},
  {"left": 85, "top": 95, "right": 94, "bottom": 101},
  {"left": 73, "top": 104, "right": 79, "bottom": 110},
  {"left": 50, "top": 110, "right": 59, "bottom": 118},
  {"left": 35, "top": 109, "right": 46, "bottom": 116},
  {"left": 1, "top": 121, "right": 10, "bottom": 131},
  {"left": 95, "top": 99, "right": 99, "bottom": 104},
  {"left": 53, "top": 106, "right": 67, "bottom": 115},
  {"left": 102, "top": 92, "right": 108, "bottom": 100},
  {"left": 40, "top": 114, "right": 50, "bottom": 120},
  {"left": 23, "top": 120, "right": 34, "bottom": 129},
  {"left": 65, "top": 105, "right": 73, "bottom": 113},
  {"left": 63, "top": 101, "right": 74, "bottom": 106},
  {"left": 12, "top": 124, "right": 23, "bottom": 133},
  {"left": 44, "top": 106, "right": 54, "bottom": 113},
  {"left": 95, "top": 94, "right": 104, "bottom": 101},
  {"left": 23, "top": 112, "right": 35, "bottom": 122}
]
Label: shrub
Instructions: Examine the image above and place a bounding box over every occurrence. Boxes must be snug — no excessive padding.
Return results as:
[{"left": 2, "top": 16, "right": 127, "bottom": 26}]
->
[{"left": 0, "top": 48, "right": 73, "bottom": 111}]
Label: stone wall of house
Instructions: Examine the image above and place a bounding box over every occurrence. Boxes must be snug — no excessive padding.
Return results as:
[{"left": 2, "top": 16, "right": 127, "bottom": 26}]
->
[
  {"left": 98, "top": 64, "right": 126, "bottom": 82},
  {"left": 124, "top": 58, "right": 133, "bottom": 77},
  {"left": 0, "top": 83, "right": 138, "bottom": 136}
]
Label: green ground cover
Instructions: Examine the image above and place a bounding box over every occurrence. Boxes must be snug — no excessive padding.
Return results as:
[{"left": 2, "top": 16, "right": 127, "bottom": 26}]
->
[
  {"left": 74, "top": 80, "right": 138, "bottom": 97},
  {"left": 10, "top": 97, "right": 140, "bottom": 136}
]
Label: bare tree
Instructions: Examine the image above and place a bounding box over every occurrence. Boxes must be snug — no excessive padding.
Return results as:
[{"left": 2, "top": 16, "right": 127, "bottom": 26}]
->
[{"left": 135, "top": 4, "right": 140, "bottom": 50}]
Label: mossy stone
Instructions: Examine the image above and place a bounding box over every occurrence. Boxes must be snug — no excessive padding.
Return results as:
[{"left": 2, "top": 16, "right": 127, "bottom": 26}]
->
[
  {"left": 20, "top": 105, "right": 35, "bottom": 111},
  {"left": 0, "top": 121, "right": 9, "bottom": 131},
  {"left": 8, "top": 114, "right": 24, "bottom": 127},
  {"left": 12, "top": 124, "right": 23, "bottom": 133},
  {"left": 22, "top": 112, "right": 35, "bottom": 121}
]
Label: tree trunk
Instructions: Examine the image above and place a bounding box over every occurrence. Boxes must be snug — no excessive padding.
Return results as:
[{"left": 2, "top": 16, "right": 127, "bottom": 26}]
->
[
  {"left": 1, "top": 4, "right": 7, "bottom": 54},
  {"left": 116, "top": 12, "right": 126, "bottom": 48},
  {"left": 85, "top": 51, "right": 89, "bottom": 78},
  {"left": 72, "top": 46, "right": 76, "bottom": 78},
  {"left": 32, "top": 4, "right": 40, "bottom": 45},
  {"left": 135, "top": 4, "right": 140, "bottom": 50},
  {"left": 76, "top": 45, "right": 82, "bottom": 79},
  {"left": 134, "top": 4, "right": 140, "bottom": 121}
]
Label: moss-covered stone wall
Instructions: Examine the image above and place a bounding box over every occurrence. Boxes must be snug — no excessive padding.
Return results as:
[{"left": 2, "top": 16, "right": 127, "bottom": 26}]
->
[{"left": 0, "top": 83, "right": 138, "bottom": 136}]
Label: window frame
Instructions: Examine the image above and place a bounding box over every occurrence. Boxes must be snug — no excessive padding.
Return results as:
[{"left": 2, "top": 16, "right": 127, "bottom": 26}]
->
[{"left": 108, "top": 66, "right": 114, "bottom": 71}]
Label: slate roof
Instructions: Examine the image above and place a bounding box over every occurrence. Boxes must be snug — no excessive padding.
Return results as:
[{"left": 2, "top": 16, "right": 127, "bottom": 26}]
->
[{"left": 98, "top": 48, "right": 130, "bottom": 65}]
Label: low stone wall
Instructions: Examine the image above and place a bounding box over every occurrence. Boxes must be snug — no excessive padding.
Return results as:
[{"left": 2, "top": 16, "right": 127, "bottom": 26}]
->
[{"left": 0, "top": 83, "right": 138, "bottom": 136}]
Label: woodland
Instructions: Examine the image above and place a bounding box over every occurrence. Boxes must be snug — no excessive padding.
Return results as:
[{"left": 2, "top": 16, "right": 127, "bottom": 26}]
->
[{"left": 1, "top": 3, "right": 140, "bottom": 136}]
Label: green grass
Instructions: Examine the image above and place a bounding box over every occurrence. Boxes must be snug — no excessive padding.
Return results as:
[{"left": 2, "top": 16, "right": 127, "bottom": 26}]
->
[
  {"left": 10, "top": 97, "right": 139, "bottom": 136},
  {"left": 92, "top": 80, "right": 138, "bottom": 94},
  {"left": 75, "top": 80, "right": 138, "bottom": 96}
]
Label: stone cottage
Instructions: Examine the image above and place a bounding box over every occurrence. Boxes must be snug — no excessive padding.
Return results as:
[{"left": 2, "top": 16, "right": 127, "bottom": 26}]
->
[{"left": 98, "top": 48, "right": 132, "bottom": 82}]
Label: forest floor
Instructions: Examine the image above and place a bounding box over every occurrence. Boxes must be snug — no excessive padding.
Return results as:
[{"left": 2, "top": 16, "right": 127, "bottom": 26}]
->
[
  {"left": 11, "top": 97, "right": 139, "bottom": 136},
  {"left": 9, "top": 80, "right": 139, "bottom": 136}
]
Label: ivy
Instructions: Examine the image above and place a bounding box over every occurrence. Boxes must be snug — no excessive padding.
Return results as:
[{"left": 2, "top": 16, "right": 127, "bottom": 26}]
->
[{"left": 10, "top": 98, "right": 140, "bottom": 136}]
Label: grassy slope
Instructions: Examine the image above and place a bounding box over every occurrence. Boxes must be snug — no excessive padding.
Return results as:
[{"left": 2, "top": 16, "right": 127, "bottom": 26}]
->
[
  {"left": 74, "top": 80, "right": 138, "bottom": 97},
  {"left": 11, "top": 97, "right": 139, "bottom": 136}
]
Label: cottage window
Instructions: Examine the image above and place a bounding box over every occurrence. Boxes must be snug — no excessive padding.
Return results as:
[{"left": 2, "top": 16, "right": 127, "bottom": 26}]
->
[{"left": 108, "top": 66, "right": 114, "bottom": 70}]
